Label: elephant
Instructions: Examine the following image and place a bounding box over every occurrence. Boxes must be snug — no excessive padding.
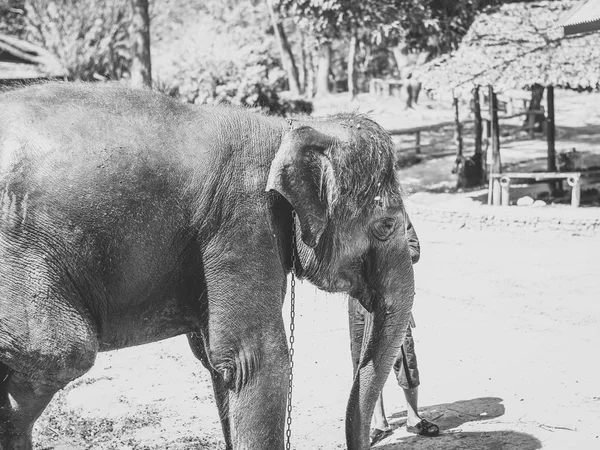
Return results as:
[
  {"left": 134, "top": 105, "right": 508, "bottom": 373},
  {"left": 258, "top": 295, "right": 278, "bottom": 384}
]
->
[{"left": 0, "top": 82, "right": 415, "bottom": 450}]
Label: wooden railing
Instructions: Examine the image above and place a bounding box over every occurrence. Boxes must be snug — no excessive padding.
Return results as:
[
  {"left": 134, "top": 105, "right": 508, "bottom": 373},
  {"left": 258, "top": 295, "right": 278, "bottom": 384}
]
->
[{"left": 388, "top": 110, "right": 545, "bottom": 157}]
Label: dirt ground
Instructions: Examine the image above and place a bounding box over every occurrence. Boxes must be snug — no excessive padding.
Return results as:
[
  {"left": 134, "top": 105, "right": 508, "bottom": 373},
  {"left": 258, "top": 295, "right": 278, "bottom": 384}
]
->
[{"left": 33, "top": 220, "right": 600, "bottom": 450}]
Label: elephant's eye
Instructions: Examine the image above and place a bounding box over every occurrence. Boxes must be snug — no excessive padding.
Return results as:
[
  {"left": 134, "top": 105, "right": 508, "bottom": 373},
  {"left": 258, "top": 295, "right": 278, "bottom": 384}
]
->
[{"left": 372, "top": 217, "right": 397, "bottom": 241}]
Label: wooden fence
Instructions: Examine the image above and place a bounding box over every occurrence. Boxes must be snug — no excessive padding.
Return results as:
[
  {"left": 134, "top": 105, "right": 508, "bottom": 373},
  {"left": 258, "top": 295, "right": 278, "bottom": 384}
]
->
[{"left": 388, "top": 109, "right": 545, "bottom": 157}]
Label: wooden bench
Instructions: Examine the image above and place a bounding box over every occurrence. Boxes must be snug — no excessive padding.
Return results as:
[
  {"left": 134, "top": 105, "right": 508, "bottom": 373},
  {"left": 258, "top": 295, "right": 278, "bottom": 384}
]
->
[{"left": 491, "top": 172, "right": 583, "bottom": 207}]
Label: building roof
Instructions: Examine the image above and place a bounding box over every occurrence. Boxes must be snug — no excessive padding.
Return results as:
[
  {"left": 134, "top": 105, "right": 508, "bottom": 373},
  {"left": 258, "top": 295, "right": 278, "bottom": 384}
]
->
[
  {"left": 414, "top": 0, "right": 600, "bottom": 94},
  {"left": 0, "top": 34, "right": 66, "bottom": 80},
  {"left": 560, "top": 0, "right": 600, "bottom": 35}
]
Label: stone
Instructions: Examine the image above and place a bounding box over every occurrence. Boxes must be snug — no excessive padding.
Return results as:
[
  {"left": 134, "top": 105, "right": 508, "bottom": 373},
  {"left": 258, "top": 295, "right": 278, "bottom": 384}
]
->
[{"left": 516, "top": 196, "right": 535, "bottom": 206}]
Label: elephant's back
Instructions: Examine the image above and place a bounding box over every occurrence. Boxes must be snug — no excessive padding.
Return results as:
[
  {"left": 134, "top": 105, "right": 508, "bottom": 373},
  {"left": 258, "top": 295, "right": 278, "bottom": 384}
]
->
[
  {"left": 0, "top": 82, "right": 192, "bottom": 204},
  {"left": 0, "top": 83, "right": 198, "bottom": 278}
]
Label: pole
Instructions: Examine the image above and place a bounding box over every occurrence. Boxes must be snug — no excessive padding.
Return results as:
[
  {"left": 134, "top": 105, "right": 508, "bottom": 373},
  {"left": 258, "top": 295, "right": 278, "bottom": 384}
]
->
[
  {"left": 472, "top": 86, "right": 484, "bottom": 183},
  {"left": 546, "top": 85, "right": 560, "bottom": 194},
  {"left": 488, "top": 86, "right": 502, "bottom": 205},
  {"left": 415, "top": 130, "right": 421, "bottom": 155},
  {"left": 547, "top": 85, "right": 556, "bottom": 171},
  {"left": 453, "top": 95, "right": 463, "bottom": 158},
  {"left": 487, "top": 85, "right": 494, "bottom": 205}
]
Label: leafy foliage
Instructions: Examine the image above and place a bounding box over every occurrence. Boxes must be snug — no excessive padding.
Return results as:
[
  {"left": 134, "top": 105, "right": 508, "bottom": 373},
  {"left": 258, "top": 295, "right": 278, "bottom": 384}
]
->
[
  {"left": 0, "top": 0, "right": 26, "bottom": 37},
  {"left": 277, "top": 0, "right": 406, "bottom": 43},
  {"left": 152, "top": 0, "right": 311, "bottom": 116},
  {"left": 21, "top": 0, "right": 131, "bottom": 81},
  {"left": 277, "top": 0, "right": 519, "bottom": 56},
  {"left": 0, "top": 0, "right": 132, "bottom": 81}
]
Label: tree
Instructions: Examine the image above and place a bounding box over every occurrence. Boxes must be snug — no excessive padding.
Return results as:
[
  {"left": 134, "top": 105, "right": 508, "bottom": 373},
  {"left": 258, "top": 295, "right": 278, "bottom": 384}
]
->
[
  {"left": 130, "top": 0, "right": 151, "bottom": 88},
  {"left": 315, "top": 40, "right": 331, "bottom": 97},
  {"left": 266, "top": 0, "right": 301, "bottom": 95},
  {"left": 278, "top": 0, "right": 406, "bottom": 97}
]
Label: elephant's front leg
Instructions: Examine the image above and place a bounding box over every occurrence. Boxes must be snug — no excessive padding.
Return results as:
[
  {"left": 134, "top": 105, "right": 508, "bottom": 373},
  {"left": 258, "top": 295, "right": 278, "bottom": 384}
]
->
[{"left": 204, "top": 268, "right": 290, "bottom": 449}]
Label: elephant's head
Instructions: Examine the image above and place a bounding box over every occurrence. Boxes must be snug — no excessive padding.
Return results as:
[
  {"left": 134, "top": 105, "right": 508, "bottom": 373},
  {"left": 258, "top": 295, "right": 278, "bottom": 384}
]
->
[{"left": 267, "top": 113, "right": 415, "bottom": 449}]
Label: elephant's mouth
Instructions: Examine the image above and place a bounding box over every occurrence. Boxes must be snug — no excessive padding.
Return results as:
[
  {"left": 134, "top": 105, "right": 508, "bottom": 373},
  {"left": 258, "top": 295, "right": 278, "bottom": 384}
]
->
[{"left": 348, "top": 286, "right": 374, "bottom": 312}]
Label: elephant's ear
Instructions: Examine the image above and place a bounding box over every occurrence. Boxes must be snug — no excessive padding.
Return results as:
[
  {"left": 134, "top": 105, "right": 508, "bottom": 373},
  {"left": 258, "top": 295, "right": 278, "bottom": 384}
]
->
[{"left": 266, "top": 126, "right": 337, "bottom": 248}]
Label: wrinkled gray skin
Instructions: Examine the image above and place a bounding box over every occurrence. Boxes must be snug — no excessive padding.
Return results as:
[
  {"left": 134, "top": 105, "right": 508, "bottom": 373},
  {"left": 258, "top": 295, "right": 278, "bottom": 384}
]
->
[{"left": 0, "top": 82, "right": 414, "bottom": 450}]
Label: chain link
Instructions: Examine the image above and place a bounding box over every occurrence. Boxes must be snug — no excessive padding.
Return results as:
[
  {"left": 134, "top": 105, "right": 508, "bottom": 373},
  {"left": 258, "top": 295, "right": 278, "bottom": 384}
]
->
[{"left": 285, "top": 210, "right": 297, "bottom": 450}]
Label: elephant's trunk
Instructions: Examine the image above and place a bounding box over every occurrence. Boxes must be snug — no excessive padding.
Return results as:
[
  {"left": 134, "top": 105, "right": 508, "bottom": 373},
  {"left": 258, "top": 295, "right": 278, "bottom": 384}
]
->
[{"left": 345, "top": 243, "right": 415, "bottom": 450}]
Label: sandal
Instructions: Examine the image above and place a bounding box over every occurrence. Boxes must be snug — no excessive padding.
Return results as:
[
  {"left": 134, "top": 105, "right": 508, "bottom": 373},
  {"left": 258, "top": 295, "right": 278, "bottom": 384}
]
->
[
  {"left": 370, "top": 428, "right": 393, "bottom": 446},
  {"left": 406, "top": 419, "right": 440, "bottom": 437}
]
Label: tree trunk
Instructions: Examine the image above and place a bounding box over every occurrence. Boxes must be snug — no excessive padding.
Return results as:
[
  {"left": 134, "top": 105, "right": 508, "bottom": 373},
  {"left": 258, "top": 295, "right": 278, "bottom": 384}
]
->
[
  {"left": 130, "top": 0, "right": 152, "bottom": 88},
  {"left": 266, "top": 0, "right": 301, "bottom": 96},
  {"left": 305, "top": 40, "right": 315, "bottom": 98},
  {"left": 299, "top": 32, "right": 307, "bottom": 94},
  {"left": 315, "top": 41, "right": 331, "bottom": 97},
  {"left": 523, "top": 84, "right": 545, "bottom": 132},
  {"left": 347, "top": 33, "right": 358, "bottom": 100}
]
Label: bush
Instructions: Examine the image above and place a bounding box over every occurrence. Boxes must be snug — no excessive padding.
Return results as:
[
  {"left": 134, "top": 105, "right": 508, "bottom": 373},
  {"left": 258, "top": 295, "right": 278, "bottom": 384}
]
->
[
  {"left": 152, "top": 1, "right": 312, "bottom": 117},
  {"left": 157, "top": 54, "right": 311, "bottom": 117}
]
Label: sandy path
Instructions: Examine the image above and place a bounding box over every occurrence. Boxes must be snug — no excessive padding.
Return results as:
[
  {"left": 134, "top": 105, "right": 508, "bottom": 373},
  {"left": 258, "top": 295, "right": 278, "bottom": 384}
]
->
[{"left": 33, "top": 219, "right": 600, "bottom": 450}]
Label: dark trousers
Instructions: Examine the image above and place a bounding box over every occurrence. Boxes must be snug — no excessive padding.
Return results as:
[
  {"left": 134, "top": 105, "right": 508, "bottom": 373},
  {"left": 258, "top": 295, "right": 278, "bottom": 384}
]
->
[{"left": 348, "top": 297, "right": 420, "bottom": 390}]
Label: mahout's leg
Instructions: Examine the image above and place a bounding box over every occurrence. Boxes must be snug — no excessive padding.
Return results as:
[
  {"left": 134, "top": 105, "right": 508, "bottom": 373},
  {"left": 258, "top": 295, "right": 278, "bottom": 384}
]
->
[{"left": 188, "top": 332, "right": 232, "bottom": 450}]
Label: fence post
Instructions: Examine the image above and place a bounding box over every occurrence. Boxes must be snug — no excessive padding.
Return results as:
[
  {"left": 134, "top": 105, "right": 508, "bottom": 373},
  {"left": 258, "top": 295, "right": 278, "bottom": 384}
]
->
[
  {"left": 546, "top": 85, "right": 560, "bottom": 195},
  {"left": 453, "top": 95, "right": 463, "bottom": 158},
  {"left": 488, "top": 86, "right": 502, "bottom": 206},
  {"left": 500, "top": 176, "right": 511, "bottom": 206},
  {"left": 472, "top": 85, "right": 484, "bottom": 184},
  {"left": 415, "top": 130, "right": 421, "bottom": 154},
  {"left": 527, "top": 111, "right": 535, "bottom": 138},
  {"left": 568, "top": 175, "right": 581, "bottom": 207}
]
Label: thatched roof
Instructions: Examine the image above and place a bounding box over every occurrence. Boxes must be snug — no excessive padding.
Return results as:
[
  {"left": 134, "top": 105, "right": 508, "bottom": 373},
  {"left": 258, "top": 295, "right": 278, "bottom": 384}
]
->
[
  {"left": 560, "top": 0, "right": 600, "bottom": 36},
  {"left": 414, "top": 0, "right": 600, "bottom": 94},
  {"left": 0, "top": 34, "right": 66, "bottom": 80}
]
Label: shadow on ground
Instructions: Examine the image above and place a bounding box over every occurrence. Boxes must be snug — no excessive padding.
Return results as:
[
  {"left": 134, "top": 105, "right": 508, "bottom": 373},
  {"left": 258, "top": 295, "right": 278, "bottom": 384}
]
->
[
  {"left": 390, "top": 397, "right": 505, "bottom": 432},
  {"left": 377, "top": 431, "right": 542, "bottom": 450},
  {"left": 378, "top": 397, "right": 541, "bottom": 449}
]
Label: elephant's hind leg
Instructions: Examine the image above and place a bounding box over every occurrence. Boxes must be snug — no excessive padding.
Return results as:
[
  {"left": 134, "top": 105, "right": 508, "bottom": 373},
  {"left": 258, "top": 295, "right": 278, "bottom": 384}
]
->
[
  {"left": 0, "top": 367, "right": 58, "bottom": 450},
  {"left": 0, "top": 340, "right": 98, "bottom": 450},
  {"left": 0, "top": 302, "right": 99, "bottom": 450}
]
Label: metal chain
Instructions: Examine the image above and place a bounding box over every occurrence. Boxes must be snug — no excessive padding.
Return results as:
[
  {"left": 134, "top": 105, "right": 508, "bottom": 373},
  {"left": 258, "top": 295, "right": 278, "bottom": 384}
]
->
[{"left": 285, "top": 210, "right": 297, "bottom": 450}]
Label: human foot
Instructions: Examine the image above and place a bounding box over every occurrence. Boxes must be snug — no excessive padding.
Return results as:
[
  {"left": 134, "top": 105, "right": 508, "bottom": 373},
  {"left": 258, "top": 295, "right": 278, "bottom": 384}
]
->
[
  {"left": 406, "top": 418, "right": 439, "bottom": 437},
  {"left": 370, "top": 427, "right": 393, "bottom": 446}
]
